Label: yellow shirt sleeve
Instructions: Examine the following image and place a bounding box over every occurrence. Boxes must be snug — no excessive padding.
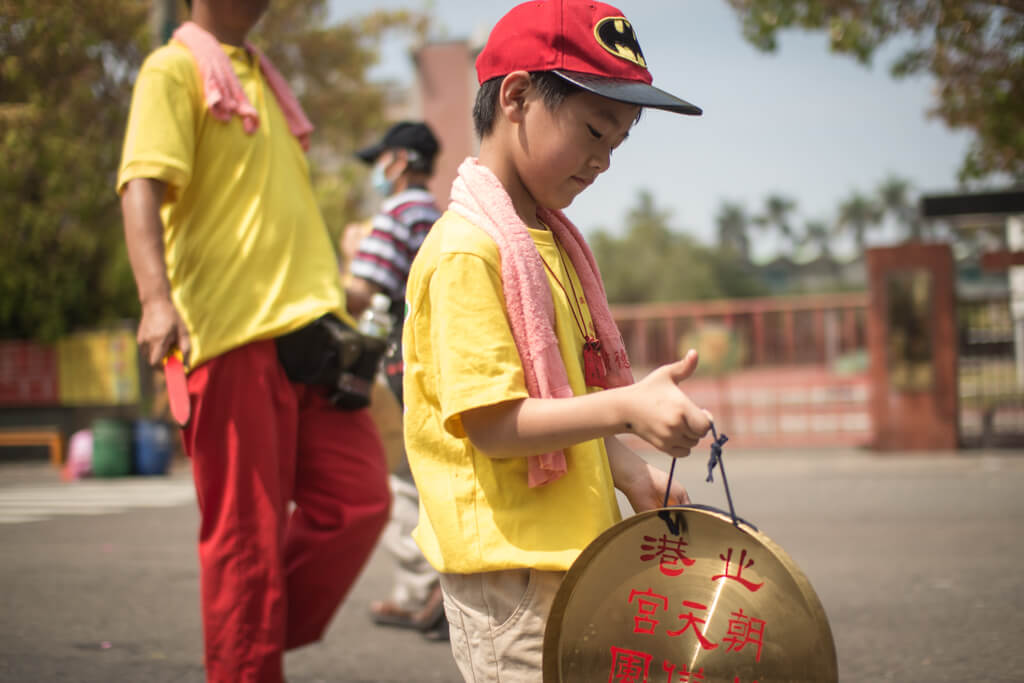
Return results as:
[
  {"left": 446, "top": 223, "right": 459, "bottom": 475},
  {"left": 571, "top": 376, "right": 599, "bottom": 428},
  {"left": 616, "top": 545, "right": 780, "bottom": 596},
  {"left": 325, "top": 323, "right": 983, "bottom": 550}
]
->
[
  {"left": 433, "top": 250, "right": 529, "bottom": 438},
  {"left": 117, "top": 48, "right": 198, "bottom": 195}
]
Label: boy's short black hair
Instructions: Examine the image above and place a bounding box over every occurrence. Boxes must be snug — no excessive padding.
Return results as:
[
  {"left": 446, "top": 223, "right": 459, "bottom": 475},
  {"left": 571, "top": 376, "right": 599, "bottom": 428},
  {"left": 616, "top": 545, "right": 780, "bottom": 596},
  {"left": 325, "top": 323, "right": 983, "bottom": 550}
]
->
[
  {"left": 472, "top": 70, "right": 643, "bottom": 139},
  {"left": 472, "top": 71, "right": 582, "bottom": 138}
]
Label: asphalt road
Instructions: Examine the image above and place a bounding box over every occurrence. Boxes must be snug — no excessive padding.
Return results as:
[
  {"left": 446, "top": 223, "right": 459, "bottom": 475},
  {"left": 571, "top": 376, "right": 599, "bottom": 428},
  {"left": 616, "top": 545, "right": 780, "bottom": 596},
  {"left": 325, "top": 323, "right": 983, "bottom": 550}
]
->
[{"left": 1, "top": 447, "right": 1022, "bottom": 682}]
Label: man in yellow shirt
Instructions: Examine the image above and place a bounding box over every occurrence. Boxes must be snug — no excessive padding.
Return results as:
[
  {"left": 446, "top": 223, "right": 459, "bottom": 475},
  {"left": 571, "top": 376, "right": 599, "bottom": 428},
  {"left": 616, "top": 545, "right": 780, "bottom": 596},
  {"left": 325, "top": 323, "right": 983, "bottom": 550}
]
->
[{"left": 117, "top": 1, "right": 389, "bottom": 681}]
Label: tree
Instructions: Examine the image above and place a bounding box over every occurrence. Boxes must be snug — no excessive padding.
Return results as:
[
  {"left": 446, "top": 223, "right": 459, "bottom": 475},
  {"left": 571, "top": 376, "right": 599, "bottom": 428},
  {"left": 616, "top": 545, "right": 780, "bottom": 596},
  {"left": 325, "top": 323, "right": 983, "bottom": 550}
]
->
[
  {"left": 0, "top": 0, "right": 426, "bottom": 341},
  {"left": 836, "top": 191, "right": 884, "bottom": 254},
  {"left": 802, "top": 219, "right": 835, "bottom": 260},
  {"left": 253, "top": 2, "right": 429, "bottom": 240},
  {"left": 754, "top": 194, "right": 798, "bottom": 250},
  {"left": 724, "top": 0, "right": 1024, "bottom": 182},
  {"left": 0, "top": 0, "right": 150, "bottom": 342},
  {"left": 591, "top": 191, "right": 762, "bottom": 304},
  {"left": 715, "top": 201, "right": 752, "bottom": 261},
  {"left": 877, "top": 174, "right": 926, "bottom": 242}
]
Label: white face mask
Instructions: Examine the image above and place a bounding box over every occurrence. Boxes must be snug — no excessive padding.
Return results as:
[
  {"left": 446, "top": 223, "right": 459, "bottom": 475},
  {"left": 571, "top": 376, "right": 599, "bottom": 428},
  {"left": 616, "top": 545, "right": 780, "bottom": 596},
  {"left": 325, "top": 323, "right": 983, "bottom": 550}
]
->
[{"left": 370, "top": 149, "right": 423, "bottom": 197}]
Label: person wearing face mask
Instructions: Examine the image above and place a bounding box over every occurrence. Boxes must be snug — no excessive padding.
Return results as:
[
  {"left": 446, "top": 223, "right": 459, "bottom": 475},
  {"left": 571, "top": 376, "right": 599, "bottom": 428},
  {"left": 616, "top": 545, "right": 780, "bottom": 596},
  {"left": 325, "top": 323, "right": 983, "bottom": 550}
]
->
[
  {"left": 348, "top": 122, "right": 441, "bottom": 322},
  {"left": 347, "top": 121, "right": 447, "bottom": 639}
]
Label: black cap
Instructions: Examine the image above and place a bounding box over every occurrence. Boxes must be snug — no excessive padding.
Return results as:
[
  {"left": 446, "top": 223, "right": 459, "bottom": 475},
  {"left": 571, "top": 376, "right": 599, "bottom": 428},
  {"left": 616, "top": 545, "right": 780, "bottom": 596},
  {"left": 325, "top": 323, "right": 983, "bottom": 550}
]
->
[
  {"left": 355, "top": 121, "right": 440, "bottom": 165},
  {"left": 552, "top": 70, "right": 702, "bottom": 116}
]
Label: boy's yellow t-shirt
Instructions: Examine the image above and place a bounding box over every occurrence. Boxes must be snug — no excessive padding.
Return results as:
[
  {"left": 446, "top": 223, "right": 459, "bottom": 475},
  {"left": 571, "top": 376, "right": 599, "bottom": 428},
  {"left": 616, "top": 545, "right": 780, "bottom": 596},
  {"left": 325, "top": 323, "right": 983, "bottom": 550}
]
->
[
  {"left": 117, "top": 42, "right": 348, "bottom": 368},
  {"left": 403, "top": 210, "right": 623, "bottom": 574}
]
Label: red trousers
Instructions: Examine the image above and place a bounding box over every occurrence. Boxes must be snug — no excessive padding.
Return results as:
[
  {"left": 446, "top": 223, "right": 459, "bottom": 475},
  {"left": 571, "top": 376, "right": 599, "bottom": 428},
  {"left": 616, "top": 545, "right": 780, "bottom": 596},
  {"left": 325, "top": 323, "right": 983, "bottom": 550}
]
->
[{"left": 182, "top": 340, "right": 390, "bottom": 683}]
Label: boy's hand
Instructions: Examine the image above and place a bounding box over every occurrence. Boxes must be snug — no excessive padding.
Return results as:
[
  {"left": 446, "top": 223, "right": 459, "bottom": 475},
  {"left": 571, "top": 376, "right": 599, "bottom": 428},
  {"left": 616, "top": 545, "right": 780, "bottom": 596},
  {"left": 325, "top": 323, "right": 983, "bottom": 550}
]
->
[
  {"left": 622, "top": 349, "right": 712, "bottom": 456},
  {"left": 608, "top": 437, "right": 690, "bottom": 512},
  {"left": 621, "top": 461, "right": 691, "bottom": 513}
]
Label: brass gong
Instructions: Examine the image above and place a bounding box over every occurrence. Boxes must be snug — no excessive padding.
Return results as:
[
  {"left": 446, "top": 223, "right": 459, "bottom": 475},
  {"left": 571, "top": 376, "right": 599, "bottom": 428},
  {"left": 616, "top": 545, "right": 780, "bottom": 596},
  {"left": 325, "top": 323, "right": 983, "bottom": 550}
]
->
[{"left": 543, "top": 506, "right": 837, "bottom": 683}]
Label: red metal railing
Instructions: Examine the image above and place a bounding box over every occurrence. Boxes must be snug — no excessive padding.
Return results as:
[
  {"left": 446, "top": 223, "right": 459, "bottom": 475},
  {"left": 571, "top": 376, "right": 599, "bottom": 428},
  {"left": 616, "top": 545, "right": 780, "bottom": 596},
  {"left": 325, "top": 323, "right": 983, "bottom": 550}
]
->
[
  {"left": 612, "top": 293, "right": 873, "bottom": 449},
  {"left": 611, "top": 292, "right": 870, "bottom": 370}
]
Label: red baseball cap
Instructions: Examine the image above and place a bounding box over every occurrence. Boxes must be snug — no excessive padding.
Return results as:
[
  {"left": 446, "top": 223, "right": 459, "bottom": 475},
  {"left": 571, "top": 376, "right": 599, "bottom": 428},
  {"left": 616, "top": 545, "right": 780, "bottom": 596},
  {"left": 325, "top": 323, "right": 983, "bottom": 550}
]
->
[{"left": 475, "top": 0, "right": 701, "bottom": 116}]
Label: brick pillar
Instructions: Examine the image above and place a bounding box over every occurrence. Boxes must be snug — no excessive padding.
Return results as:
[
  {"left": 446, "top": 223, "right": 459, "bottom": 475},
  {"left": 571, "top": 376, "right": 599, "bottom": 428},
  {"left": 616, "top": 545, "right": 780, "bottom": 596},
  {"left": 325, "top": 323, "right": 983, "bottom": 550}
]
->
[{"left": 866, "top": 244, "right": 958, "bottom": 450}]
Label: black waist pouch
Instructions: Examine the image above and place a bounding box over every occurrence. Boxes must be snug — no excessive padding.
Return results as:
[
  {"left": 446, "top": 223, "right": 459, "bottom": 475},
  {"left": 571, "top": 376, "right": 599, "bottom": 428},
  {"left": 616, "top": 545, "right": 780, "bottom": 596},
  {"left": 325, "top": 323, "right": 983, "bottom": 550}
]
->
[{"left": 274, "top": 314, "right": 386, "bottom": 411}]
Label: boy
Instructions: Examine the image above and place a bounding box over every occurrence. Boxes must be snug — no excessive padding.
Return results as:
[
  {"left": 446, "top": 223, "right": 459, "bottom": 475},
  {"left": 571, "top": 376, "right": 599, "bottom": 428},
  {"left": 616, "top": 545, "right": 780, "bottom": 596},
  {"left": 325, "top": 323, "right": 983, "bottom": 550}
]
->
[
  {"left": 118, "top": 1, "right": 390, "bottom": 680},
  {"left": 402, "top": 1, "right": 712, "bottom": 680}
]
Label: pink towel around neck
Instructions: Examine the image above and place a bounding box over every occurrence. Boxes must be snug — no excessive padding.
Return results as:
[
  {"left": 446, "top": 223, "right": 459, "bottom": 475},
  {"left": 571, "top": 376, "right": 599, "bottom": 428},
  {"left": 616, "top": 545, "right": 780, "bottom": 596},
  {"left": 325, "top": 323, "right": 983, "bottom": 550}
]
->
[
  {"left": 172, "top": 21, "right": 313, "bottom": 151},
  {"left": 449, "top": 158, "right": 634, "bottom": 487}
]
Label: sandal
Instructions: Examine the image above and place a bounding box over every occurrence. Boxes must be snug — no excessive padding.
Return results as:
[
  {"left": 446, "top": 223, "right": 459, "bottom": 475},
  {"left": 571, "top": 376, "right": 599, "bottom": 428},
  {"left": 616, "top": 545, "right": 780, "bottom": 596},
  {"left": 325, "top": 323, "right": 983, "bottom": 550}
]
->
[
  {"left": 369, "top": 584, "right": 445, "bottom": 632},
  {"left": 369, "top": 601, "right": 422, "bottom": 629}
]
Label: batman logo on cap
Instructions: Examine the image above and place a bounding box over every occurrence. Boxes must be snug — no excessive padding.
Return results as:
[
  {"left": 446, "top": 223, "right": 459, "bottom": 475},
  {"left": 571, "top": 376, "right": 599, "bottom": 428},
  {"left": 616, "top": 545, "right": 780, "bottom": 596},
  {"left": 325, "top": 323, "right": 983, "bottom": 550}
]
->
[{"left": 594, "top": 16, "right": 647, "bottom": 69}]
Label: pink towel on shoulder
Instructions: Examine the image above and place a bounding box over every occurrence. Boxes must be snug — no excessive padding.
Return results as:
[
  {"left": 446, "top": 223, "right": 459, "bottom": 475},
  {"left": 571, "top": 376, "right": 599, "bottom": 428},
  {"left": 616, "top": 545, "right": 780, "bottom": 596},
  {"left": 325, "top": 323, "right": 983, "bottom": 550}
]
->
[
  {"left": 172, "top": 21, "right": 313, "bottom": 150},
  {"left": 449, "top": 158, "right": 634, "bottom": 487}
]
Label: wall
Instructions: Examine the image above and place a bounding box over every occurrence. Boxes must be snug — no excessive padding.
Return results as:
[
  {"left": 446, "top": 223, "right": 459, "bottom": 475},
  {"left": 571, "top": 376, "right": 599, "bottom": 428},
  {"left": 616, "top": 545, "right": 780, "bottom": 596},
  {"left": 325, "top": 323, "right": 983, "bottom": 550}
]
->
[{"left": 414, "top": 42, "right": 478, "bottom": 205}]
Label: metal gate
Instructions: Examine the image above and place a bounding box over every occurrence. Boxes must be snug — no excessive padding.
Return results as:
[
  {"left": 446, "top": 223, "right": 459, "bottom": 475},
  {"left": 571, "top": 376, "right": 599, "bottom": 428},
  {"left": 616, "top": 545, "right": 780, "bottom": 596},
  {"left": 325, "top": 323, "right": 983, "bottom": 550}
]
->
[{"left": 957, "top": 293, "right": 1024, "bottom": 446}]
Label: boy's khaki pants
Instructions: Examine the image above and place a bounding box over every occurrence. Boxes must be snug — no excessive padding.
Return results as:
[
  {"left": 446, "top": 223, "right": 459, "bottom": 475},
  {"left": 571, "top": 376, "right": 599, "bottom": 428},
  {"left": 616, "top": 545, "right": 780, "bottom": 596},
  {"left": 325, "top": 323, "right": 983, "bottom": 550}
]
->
[{"left": 440, "top": 568, "right": 565, "bottom": 683}]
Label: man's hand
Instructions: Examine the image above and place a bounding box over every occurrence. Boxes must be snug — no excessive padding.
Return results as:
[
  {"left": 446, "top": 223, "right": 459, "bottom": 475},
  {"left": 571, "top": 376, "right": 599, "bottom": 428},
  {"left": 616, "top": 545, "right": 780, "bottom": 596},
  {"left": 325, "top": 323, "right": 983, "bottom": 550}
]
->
[
  {"left": 137, "top": 296, "right": 191, "bottom": 367},
  {"left": 345, "top": 276, "right": 382, "bottom": 318},
  {"left": 621, "top": 349, "right": 713, "bottom": 456},
  {"left": 121, "top": 177, "right": 186, "bottom": 366}
]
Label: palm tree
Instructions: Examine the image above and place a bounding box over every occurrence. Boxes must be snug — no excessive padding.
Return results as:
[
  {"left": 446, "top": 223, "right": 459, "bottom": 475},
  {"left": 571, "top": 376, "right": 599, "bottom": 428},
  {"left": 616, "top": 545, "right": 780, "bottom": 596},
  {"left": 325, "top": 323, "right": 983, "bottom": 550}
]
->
[
  {"left": 878, "top": 175, "right": 925, "bottom": 242},
  {"left": 837, "top": 192, "right": 884, "bottom": 255},
  {"left": 755, "top": 194, "right": 798, "bottom": 251},
  {"left": 802, "top": 219, "right": 834, "bottom": 260},
  {"left": 715, "top": 201, "right": 751, "bottom": 262}
]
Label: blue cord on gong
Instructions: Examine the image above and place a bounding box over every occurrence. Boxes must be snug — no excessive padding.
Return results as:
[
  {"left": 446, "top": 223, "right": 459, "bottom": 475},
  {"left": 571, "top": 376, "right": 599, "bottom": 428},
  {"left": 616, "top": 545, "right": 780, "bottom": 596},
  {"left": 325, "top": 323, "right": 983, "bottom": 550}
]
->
[{"left": 662, "top": 422, "right": 737, "bottom": 527}]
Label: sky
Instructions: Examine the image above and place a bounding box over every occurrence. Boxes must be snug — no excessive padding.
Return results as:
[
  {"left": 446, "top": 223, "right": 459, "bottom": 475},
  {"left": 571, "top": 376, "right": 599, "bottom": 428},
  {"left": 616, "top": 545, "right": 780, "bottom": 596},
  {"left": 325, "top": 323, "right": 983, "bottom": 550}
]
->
[{"left": 329, "top": 0, "right": 977, "bottom": 260}]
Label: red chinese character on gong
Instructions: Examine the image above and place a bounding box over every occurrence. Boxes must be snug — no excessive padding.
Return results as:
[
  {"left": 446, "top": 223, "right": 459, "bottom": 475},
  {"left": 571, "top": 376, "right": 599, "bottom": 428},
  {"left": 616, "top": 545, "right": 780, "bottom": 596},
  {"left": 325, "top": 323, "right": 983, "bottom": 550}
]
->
[
  {"left": 732, "top": 678, "right": 760, "bottom": 683},
  {"left": 609, "top": 646, "right": 653, "bottom": 683},
  {"left": 711, "top": 548, "right": 764, "bottom": 592},
  {"left": 722, "top": 608, "right": 766, "bottom": 662},
  {"left": 640, "top": 535, "right": 696, "bottom": 576},
  {"left": 628, "top": 588, "right": 669, "bottom": 634},
  {"left": 662, "top": 660, "right": 706, "bottom": 682},
  {"left": 665, "top": 600, "right": 719, "bottom": 651}
]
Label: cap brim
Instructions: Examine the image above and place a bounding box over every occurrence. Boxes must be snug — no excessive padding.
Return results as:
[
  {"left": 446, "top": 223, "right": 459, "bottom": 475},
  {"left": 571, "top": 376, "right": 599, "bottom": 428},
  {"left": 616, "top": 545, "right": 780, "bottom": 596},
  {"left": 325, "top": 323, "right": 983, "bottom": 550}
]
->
[
  {"left": 355, "top": 143, "right": 384, "bottom": 164},
  {"left": 553, "top": 70, "right": 702, "bottom": 116}
]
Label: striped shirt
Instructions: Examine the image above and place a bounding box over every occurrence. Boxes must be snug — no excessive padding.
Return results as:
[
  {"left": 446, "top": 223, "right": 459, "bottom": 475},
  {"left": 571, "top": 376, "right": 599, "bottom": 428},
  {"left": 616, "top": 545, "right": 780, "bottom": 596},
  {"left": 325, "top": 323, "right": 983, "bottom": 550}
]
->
[{"left": 350, "top": 187, "right": 441, "bottom": 303}]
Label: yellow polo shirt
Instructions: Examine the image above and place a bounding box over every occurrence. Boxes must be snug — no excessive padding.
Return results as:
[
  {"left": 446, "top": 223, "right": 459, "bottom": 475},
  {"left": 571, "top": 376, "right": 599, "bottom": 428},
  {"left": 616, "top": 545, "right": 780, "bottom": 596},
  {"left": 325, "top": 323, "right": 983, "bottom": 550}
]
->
[
  {"left": 117, "top": 41, "right": 347, "bottom": 368},
  {"left": 403, "top": 210, "right": 622, "bottom": 573}
]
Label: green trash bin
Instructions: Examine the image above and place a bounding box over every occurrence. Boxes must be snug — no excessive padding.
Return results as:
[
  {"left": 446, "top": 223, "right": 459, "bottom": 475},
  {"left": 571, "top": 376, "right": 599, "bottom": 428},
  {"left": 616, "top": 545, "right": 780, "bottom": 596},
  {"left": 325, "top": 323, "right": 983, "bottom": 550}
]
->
[{"left": 91, "top": 418, "right": 132, "bottom": 477}]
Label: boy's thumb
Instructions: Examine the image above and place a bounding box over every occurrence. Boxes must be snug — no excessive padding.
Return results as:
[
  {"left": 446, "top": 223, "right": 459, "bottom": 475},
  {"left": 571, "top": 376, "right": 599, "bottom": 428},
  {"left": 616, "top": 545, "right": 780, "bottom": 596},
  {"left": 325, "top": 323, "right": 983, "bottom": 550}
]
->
[{"left": 667, "top": 349, "right": 699, "bottom": 383}]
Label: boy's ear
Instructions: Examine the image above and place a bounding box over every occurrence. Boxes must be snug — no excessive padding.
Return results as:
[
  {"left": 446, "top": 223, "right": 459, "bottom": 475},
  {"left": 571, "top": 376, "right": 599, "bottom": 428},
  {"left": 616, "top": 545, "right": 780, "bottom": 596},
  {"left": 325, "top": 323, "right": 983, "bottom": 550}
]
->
[{"left": 499, "top": 71, "right": 533, "bottom": 124}]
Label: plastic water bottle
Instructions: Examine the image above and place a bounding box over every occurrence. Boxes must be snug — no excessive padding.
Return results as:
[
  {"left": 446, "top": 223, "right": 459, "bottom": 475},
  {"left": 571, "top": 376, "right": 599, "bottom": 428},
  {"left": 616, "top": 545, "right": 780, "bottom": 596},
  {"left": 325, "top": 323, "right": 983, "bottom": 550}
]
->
[
  {"left": 358, "top": 293, "right": 394, "bottom": 340},
  {"left": 332, "top": 293, "right": 393, "bottom": 410}
]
